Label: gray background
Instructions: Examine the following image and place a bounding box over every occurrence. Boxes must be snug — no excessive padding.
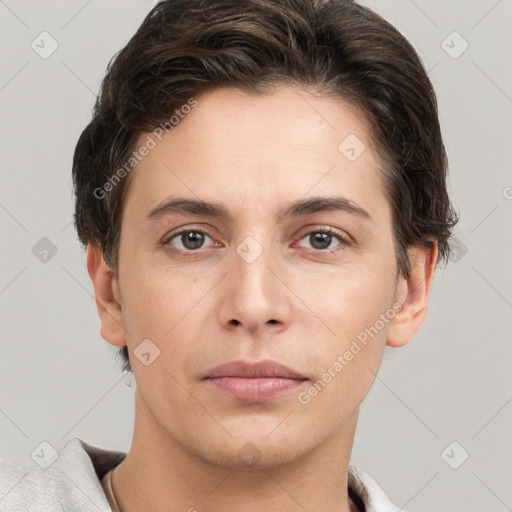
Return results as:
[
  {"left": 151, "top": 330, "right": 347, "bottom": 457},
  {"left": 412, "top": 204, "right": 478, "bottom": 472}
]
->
[{"left": 1, "top": 1, "right": 511, "bottom": 510}]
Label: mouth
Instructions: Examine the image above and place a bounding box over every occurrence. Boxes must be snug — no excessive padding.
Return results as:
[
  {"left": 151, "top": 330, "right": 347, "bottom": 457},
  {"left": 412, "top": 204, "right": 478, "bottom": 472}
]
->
[{"left": 202, "top": 359, "right": 308, "bottom": 402}]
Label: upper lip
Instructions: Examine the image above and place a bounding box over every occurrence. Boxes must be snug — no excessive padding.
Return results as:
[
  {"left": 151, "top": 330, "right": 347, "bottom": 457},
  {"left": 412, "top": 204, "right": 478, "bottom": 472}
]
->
[{"left": 204, "top": 359, "right": 307, "bottom": 380}]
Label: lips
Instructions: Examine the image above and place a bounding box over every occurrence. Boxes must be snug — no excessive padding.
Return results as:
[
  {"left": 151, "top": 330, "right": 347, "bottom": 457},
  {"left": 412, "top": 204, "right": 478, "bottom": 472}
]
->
[
  {"left": 203, "top": 360, "right": 308, "bottom": 401},
  {"left": 204, "top": 359, "right": 307, "bottom": 380}
]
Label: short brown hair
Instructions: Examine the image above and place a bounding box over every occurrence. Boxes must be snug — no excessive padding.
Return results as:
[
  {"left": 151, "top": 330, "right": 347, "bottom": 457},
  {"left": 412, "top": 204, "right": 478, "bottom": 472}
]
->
[{"left": 72, "top": 0, "right": 459, "bottom": 373}]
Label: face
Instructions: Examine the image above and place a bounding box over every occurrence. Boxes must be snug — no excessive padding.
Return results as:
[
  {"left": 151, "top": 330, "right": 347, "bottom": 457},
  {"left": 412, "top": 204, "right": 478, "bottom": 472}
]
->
[{"left": 105, "top": 86, "right": 408, "bottom": 468}]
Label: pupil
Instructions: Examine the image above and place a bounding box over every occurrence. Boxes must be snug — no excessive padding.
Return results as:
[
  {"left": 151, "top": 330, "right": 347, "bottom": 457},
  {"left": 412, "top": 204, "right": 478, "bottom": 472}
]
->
[
  {"left": 183, "top": 232, "right": 204, "bottom": 250},
  {"left": 311, "top": 232, "right": 331, "bottom": 250}
]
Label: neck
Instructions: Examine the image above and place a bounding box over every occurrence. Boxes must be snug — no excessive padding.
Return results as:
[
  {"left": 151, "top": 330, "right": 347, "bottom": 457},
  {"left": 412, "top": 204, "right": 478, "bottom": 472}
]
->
[{"left": 112, "top": 389, "right": 360, "bottom": 512}]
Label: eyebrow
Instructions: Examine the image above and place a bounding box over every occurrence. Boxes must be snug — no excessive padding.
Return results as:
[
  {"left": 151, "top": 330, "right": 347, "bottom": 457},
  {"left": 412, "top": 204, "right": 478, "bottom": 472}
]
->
[{"left": 145, "top": 195, "right": 372, "bottom": 223}]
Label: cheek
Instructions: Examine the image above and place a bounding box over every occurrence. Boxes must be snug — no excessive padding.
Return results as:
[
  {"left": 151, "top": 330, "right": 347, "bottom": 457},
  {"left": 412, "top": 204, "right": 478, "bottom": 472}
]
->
[
  {"left": 119, "top": 273, "right": 199, "bottom": 410},
  {"left": 119, "top": 263, "right": 215, "bottom": 371},
  {"left": 299, "top": 287, "right": 393, "bottom": 416},
  {"left": 315, "top": 255, "right": 397, "bottom": 336},
  {"left": 122, "top": 279, "right": 184, "bottom": 340},
  {"left": 305, "top": 252, "right": 397, "bottom": 385}
]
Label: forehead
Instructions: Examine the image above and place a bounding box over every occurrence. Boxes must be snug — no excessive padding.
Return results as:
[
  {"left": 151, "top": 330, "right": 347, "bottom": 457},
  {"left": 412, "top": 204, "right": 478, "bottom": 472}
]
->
[{"left": 123, "top": 86, "right": 389, "bottom": 225}]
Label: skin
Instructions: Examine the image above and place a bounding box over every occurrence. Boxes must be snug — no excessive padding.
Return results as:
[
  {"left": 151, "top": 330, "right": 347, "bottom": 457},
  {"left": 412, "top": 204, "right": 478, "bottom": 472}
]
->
[{"left": 87, "top": 85, "right": 437, "bottom": 512}]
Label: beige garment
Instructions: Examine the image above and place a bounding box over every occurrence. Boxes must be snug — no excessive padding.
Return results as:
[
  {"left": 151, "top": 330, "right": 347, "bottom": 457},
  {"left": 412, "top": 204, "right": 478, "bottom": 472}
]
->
[{"left": 0, "top": 437, "right": 406, "bottom": 511}]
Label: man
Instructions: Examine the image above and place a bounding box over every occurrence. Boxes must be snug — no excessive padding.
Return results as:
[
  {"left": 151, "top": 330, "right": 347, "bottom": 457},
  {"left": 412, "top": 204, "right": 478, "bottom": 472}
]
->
[{"left": 0, "top": 0, "right": 458, "bottom": 510}]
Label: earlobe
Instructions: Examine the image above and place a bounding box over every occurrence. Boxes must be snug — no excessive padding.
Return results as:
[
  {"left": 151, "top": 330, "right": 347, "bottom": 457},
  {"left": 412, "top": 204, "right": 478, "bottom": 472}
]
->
[
  {"left": 86, "top": 243, "right": 127, "bottom": 347},
  {"left": 386, "top": 241, "right": 438, "bottom": 348}
]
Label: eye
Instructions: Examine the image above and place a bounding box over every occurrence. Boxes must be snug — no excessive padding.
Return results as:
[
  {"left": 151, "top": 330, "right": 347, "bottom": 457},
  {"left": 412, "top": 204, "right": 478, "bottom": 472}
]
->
[
  {"left": 295, "top": 227, "right": 351, "bottom": 252},
  {"left": 163, "top": 226, "right": 351, "bottom": 255},
  {"left": 164, "top": 229, "right": 216, "bottom": 252}
]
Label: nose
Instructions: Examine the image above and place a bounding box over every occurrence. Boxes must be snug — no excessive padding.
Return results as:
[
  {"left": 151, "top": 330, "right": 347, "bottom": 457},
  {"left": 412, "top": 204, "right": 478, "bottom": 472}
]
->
[{"left": 217, "top": 237, "right": 292, "bottom": 336}]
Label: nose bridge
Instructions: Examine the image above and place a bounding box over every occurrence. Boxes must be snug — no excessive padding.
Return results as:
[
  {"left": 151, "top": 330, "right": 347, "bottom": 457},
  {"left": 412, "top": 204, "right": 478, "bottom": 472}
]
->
[
  {"left": 218, "top": 231, "right": 291, "bottom": 333},
  {"left": 234, "top": 233, "right": 276, "bottom": 310},
  {"left": 236, "top": 235, "right": 271, "bottom": 294}
]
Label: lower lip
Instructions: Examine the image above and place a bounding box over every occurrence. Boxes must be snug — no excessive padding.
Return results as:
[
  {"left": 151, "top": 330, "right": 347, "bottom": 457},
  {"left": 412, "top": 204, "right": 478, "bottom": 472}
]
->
[{"left": 204, "top": 377, "right": 307, "bottom": 401}]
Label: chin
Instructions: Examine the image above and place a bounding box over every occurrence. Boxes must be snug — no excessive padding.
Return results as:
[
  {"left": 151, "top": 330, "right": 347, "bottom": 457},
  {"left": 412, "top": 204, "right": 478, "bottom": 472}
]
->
[{"left": 187, "top": 428, "right": 314, "bottom": 470}]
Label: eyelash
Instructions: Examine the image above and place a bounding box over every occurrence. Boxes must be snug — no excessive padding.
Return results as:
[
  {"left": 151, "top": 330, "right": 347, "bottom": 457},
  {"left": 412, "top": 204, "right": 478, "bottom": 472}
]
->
[{"left": 162, "top": 226, "right": 352, "bottom": 255}]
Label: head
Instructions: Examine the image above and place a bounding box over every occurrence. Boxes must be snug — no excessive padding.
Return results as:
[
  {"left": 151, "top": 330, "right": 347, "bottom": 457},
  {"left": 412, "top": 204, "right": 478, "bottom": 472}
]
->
[{"left": 74, "top": 0, "right": 458, "bottom": 468}]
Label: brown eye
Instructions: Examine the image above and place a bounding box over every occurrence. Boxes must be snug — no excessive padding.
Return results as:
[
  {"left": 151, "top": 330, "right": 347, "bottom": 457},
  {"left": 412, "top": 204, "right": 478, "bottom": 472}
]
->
[
  {"left": 165, "top": 230, "right": 213, "bottom": 251},
  {"left": 309, "top": 232, "right": 333, "bottom": 250},
  {"left": 296, "top": 228, "right": 350, "bottom": 252}
]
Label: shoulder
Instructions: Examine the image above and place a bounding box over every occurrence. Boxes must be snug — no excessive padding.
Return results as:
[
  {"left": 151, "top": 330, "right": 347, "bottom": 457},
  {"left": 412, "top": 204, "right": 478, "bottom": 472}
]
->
[
  {"left": 348, "top": 464, "right": 405, "bottom": 512},
  {"left": 0, "top": 438, "right": 126, "bottom": 512}
]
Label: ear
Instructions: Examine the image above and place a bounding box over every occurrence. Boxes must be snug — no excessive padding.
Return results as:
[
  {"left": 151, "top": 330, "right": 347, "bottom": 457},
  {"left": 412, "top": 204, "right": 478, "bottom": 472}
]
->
[
  {"left": 86, "top": 243, "right": 126, "bottom": 347},
  {"left": 387, "top": 241, "right": 438, "bottom": 348}
]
